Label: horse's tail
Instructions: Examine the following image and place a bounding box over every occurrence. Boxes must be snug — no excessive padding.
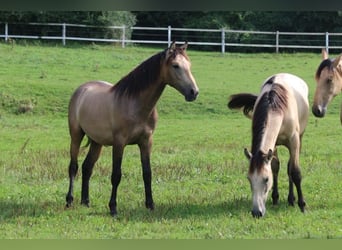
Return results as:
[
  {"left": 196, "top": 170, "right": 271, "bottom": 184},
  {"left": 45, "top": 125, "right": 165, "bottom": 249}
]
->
[{"left": 227, "top": 93, "right": 258, "bottom": 119}]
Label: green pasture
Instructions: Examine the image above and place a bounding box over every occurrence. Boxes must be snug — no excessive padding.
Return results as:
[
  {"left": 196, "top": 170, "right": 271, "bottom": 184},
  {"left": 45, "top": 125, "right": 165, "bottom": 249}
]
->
[{"left": 0, "top": 42, "right": 341, "bottom": 239}]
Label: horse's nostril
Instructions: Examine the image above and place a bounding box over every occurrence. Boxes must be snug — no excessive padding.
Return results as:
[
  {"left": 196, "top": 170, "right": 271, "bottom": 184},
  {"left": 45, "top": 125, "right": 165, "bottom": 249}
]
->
[
  {"left": 312, "top": 106, "right": 325, "bottom": 118},
  {"left": 191, "top": 88, "right": 199, "bottom": 97}
]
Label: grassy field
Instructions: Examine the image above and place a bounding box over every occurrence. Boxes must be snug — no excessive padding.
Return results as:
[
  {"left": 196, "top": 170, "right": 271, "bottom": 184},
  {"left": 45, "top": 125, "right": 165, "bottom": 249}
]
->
[{"left": 0, "top": 41, "right": 341, "bottom": 239}]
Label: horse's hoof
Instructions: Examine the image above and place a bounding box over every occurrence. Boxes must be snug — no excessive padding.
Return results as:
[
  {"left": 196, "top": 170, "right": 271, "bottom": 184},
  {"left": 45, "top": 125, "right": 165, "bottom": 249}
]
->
[
  {"left": 81, "top": 200, "right": 90, "bottom": 207},
  {"left": 110, "top": 210, "right": 118, "bottom": 217},
  {"left": 299, "top": 201, "right": 306, "bottom": 213},
  {"left": 146, "top": 201, "right": 155, "bottom": 211}
]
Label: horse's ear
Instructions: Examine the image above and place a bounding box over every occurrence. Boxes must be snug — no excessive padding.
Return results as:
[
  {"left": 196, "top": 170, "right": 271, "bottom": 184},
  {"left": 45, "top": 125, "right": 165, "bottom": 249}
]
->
[
  {"left": 244, "top": 148, "right": 252, "bottom": 160},
  {"left": 180, "top": 41, "right": 188, "bottom": 51},
  {"left": 322, "top": 48, "right": 329, "bottom": 60},
  {"left": 266, "top": 149, "right": 273, "bottom": 162},
  {"left": 332, "top": 54, "right": 342, "bottom": 72},
  {"left": 168, "top": 41, "right": 176, "bottom": 51}
]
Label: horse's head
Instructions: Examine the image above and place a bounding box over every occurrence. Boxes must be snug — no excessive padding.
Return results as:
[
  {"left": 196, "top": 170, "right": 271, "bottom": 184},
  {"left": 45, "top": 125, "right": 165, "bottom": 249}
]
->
[
  {"left": 162, "top": 41, "right": 199, "bottom": 102},
  {"left": 244, "top": 148, "right": 274, "bottom": 218},
  {"left": 312, "top": 49, "right": 342, "bottom": 118}
]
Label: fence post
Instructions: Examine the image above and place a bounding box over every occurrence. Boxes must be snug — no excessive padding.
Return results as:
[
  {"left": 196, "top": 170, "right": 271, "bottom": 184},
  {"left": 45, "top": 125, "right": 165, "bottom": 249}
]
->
[
  {"left": 276, "top": 31, "right": 279, "bottom": 53},
  {"left": 122, "top": 26, "right": 125, "bottom": 48},
  {"left": 62, "top": 23, "right": 66, "bottom": 46},
  {"left": 168, "top": 25, "right": 171, "bottom": 47},
  {"left": 325, "top": 32, "right": 329, "bottom": 54},
  {"left": 221, "top": 28, "right": 225, "bottom": 54},
  {"left": 5, "top": 22, "right": 8, "bottom": 42}
]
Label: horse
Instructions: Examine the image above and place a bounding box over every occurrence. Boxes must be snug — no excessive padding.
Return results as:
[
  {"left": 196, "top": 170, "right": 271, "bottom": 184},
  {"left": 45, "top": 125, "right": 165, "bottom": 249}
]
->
[
  {"left": 227, "top": 73, "right": 309, "bottom": 218},
  {"left": 312, "top": 48, "right": 342, "bottom": 124},
  {"left": 65, "top": 41, "right": 199, "bottom": 216}
]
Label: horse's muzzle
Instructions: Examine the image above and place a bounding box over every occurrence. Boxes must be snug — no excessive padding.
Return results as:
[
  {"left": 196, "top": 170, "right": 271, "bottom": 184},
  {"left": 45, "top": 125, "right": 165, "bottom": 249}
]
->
[
  {"left": 312, "top": 105, "right": 326, "bottom": 118},
  {"left": 185, "top": 88, "right": 199, "bottom": 102},
  {"left": 251, "top": 209, "right": 264, "bottom": 218}
]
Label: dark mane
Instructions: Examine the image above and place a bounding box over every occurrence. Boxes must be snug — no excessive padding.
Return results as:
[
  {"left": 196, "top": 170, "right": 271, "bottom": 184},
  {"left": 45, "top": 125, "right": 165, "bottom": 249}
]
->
[
  {"left": 112, "top": 46, "right": 189, "bottom": 97},
  {"left": 112, "top": 50, "right": 166, "bottom": 97},
  {"left": 315, "top": 58, "right": 333, "bottom": 79},
  {"left": 251, "top": 83, "right": 288, "bottom": 155}
]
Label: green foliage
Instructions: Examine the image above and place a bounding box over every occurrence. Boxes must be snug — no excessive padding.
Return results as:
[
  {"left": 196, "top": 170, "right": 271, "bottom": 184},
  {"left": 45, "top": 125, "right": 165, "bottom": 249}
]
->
[
  {"left": 0, "top": 43, "right": 341, "bottom": 238},
  {"left": 0, "top": 11, "right": 137, "bottom": 40}
]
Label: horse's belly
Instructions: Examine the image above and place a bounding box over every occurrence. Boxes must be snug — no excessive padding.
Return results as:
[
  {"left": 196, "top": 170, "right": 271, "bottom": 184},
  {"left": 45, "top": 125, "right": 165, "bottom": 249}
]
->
[{"left": 82, "top": 123, "right": 114, "bottom": 145}]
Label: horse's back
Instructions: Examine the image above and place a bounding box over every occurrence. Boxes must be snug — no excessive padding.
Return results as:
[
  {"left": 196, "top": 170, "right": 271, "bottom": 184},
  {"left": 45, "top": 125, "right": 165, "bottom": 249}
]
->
[
  {"left": 69, "top": 81, "right": 113, "bottom": 120},
  {"left": 265, "top": 73, "right": 309, "bottom": 134}
]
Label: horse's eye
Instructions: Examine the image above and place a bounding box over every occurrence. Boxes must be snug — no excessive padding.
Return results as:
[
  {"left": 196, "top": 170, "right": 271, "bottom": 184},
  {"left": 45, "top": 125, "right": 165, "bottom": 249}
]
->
[
  {"left": 172, "top": 64, "right": 180, "bottom": 69},
  {"left": 264, "top": 177, "right": 269, "bottom": 184}
]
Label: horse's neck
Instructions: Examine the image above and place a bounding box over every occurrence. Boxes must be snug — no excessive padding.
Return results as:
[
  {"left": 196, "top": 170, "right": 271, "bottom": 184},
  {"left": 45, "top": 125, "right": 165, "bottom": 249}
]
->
[
  {"left": 258, "top": 113, "right": 283, "bottom": 153},
  {"left": 134, "top": 79, "right": 166, "bottom": 117}
]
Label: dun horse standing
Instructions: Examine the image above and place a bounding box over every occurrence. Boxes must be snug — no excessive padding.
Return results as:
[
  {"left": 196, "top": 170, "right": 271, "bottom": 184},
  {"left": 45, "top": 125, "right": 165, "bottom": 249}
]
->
[
  {"left": 66, "top": 42, "right": 199, "bottom": 216},
  {"left": 312, "top": 49, "right": 342, "bottom": 124},
  {"left": 228, "top": 73, "right": 309, "bottom": 218}
]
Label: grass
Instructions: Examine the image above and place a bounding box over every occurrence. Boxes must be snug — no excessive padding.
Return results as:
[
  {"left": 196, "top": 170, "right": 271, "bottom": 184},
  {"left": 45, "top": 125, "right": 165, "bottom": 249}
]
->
[{"left": 0, "top": 41, "right": 342, "bottom": 239}]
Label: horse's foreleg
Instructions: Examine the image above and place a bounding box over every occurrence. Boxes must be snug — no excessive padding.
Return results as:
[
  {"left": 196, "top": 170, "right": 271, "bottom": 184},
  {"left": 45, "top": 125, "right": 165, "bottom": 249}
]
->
[
  {"left": 271, "top": 149, "right": 280, "bottom": 205},
  {"left": 109, "top": 145, "right": 124, "bottom": 216},
  {"left": 139, "top": 138, "right": 154, "bottom": 211},
  {"left": 81, "top": 141, "right": 102, "bottom": 207}
]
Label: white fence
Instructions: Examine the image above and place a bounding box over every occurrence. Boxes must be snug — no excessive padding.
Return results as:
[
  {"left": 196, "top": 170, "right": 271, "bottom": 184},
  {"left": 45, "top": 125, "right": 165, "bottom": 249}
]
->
[{"left": 1, "top": 22, "right": 342, "bottom": 53}]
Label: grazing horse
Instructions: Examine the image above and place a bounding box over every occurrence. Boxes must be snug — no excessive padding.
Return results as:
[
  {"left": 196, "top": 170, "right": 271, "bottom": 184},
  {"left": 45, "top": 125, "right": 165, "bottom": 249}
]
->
[
  {"left": 228, "top": 73, "right": 309, "bottom": 218},
  {"left": 312, "top": 49, "right": 342, "bottom": 124},
  {"left": 65, "top": 42, "right": 199, "bottom": 216}
]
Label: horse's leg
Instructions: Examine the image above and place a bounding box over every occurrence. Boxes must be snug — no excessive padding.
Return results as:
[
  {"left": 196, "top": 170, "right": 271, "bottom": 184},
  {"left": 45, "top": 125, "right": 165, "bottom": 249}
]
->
[
  {"left": 271, "top": 148, "right": 280, "bottom": 205},
  {"left": 80, "top": 141, "right": 102, "bottom": 207},
  {"left": 287, "top": 162, "right": 295, "bottom": 206},
  {"left": 108, "top": 144, "right": 124, "bottom": 216},
  {"left": 139, "top": 137, "right": 154, "bottom": 211},
  {"left": 66, "top": 129, "right": 85, "bottom": 208},
  {"left": 287, "top": 135, "right": 306, "bottom": 212}
]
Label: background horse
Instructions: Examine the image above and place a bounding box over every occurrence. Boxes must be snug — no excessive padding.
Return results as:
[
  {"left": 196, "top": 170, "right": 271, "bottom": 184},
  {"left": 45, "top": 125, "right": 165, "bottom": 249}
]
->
[
  {"left": 228, "top": 73, "right": 309, "bottom": 218},
  {"left": 312, "top": 49, "right": 342, "bottom": 124},
  {"left": 66, "top": 41, "right": 199, "bottom": 216}
]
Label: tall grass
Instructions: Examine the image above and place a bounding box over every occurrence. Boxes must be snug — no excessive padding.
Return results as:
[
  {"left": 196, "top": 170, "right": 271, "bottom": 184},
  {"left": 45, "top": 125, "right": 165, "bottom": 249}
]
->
[{"left": 0, "top": 42, "right": 341, "bottom": 239}]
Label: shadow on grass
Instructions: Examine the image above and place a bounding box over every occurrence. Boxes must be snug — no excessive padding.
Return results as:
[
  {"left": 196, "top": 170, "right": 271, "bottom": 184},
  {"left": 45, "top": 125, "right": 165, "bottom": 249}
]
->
[
  {"left": 86, "top": 196, "right": 253, "bottom": 221},
  {"left": 0, "top": 199, "right": 60, "bottom": 221},
  {"left": 0, "top": 194, "right": 299, "bottom": 223}
]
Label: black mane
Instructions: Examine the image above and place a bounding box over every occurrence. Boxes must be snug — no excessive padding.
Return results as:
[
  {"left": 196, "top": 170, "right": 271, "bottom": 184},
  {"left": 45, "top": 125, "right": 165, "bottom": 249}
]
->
[
  {"left": 315, "top": 58, "right": 333, "bottom": 79},
  {"left": 112, "top": 50, "right": 166, "bottom": 97},
  {"left": 251, "top": 82, "right": 288, "bottom": 156},
  {"left": 112, "top": 45, "right": 189, "bottom": 97}
]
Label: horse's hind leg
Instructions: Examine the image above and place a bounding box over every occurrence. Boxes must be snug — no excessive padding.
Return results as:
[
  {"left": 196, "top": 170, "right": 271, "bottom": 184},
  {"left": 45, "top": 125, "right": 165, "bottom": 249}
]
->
[
  {"left": 81, "top": 141, "right": 102, "bottom": 207},
  {"left": 109, "top": 144, "right": 125, "bottom": 216},
  {"left": 66, "top": 129, "right": 85, "bottom": 208},
  {"left": 287, "top": 135, "right": 306, "bottom": 212}
]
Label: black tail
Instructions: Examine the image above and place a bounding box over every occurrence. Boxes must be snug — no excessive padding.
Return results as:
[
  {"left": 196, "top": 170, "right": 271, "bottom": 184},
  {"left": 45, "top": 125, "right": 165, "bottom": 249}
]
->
[{"left": 227, "top": 93, "right": 258, "bottom": 118}]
